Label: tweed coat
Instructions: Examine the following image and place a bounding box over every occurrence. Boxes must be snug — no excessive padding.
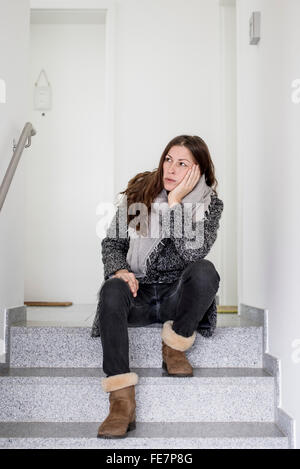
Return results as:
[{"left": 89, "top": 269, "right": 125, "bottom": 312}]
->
[{"left": 91, "top": 192, "right": 224, "bottom": 338}]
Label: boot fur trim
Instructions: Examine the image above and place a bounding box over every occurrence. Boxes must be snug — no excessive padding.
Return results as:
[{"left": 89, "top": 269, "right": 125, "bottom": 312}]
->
[
  {"left": 101, "top": 372, "right": 138, "bottom": 393},
  {"left": 161, "top": 320, "right": 196, "bottom": 351}
]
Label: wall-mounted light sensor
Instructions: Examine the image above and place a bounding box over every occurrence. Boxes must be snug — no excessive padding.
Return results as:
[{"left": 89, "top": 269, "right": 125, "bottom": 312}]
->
[{"left": 249, "top": 11, "right": 261, "bottom": 45}]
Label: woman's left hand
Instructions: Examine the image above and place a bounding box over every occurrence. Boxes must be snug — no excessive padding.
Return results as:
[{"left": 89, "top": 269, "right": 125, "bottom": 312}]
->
[{"left": 168, "top": 164, "right": 201, "bottom": 206}]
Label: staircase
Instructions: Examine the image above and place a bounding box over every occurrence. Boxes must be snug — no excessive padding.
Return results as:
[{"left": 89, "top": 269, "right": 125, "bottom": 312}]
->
[{"left": 0, "top": 308, "right": 291, "bottom": 449}]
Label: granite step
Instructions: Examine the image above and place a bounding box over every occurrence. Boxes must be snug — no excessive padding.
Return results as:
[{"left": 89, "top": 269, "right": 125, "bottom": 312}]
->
[
  {"left": 0, "top": 421, "right": 288, "bottom": 449},
  {"left": 0, "top": 367, "right": 275, "bottom": 423},
  {"left": 9, "top": 320, "right": 263, "bottom": 368}
]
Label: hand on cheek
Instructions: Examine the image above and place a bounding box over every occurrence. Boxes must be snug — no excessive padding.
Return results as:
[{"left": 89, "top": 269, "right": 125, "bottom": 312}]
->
[{"left": 168, "top": 164, "right": 201, "bottom": 205}]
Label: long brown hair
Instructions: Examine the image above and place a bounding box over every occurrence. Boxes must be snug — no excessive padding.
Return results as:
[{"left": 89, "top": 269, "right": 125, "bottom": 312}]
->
[{"left": 119, "top": 135, "right": 219, "bottom": 229}]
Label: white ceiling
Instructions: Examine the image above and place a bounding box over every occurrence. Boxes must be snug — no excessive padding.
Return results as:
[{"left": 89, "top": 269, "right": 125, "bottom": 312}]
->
[{"left": 30, "top": 9, "right": 106, "bottom": 25}]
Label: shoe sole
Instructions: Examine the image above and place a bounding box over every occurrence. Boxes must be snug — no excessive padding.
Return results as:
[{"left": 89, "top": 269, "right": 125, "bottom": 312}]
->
[
  {"left": 97, "top": 420, "right": 136, "bottom": 439},
  {"left": 162, "top": 360, "right": 193, "bottom": 377}
]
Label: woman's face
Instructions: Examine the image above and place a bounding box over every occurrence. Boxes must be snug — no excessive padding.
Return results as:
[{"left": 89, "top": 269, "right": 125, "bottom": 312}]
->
[{"left": 163, "top": 145, "right": 199, "bottom": 191}]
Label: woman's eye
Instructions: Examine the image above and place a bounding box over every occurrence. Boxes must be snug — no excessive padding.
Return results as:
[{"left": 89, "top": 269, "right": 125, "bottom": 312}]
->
[{"left": 165, "top": 157, "right": 186, "bottom": 167}]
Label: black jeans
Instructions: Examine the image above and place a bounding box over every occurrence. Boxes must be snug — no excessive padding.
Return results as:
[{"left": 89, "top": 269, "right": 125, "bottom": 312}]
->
[{"left": 98, "top": 259, "right": 220, "bottom": 377}]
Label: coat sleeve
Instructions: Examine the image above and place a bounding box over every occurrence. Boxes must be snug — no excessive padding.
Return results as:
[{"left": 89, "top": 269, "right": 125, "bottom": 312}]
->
[
  {"left": 161, "top": 195, "right": 224, "bottom": 263},
  {"left": 101, "top": 206, "right": 133, "bottom": 280}
]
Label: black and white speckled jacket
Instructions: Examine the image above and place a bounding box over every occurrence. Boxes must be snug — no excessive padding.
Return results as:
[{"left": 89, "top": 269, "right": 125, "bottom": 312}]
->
[{"left": 91, "top": 192, "right": 224, "bottom": 338}]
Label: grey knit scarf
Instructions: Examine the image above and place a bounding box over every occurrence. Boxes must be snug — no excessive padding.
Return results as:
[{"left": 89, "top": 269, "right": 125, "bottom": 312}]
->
[{"left": 124, "top": 173, "right": 214, "bottom": 279}]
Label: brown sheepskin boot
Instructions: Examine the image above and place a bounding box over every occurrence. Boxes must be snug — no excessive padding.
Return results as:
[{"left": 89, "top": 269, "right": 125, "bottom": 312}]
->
[
  {"left": 97, "top": 372, "right": 138, "bottom": 439},
  {"left": 161, "top": 320, "right": 196, "bottom": 377}
]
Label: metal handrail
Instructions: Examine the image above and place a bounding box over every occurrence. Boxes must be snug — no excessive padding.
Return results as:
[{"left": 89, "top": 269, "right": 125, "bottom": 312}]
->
[{"left": 0, "top": 122, "right": 36, "bottom": 212}]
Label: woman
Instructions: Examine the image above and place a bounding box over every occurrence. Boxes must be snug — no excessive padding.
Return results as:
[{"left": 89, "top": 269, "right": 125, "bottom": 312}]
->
[{"left": 91, "top": 135, "right": 224, "bottom": 439}]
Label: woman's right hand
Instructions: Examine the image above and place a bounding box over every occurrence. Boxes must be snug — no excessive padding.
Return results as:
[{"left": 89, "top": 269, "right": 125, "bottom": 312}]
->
[{"left": 112, "top": 269, "right": 139, "bottom": 297}]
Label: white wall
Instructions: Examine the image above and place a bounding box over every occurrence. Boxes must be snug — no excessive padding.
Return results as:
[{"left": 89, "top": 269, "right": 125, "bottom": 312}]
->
[
  {"left": 219, "top": 1, "right": 237, "bottom": 306},
  {"left": 0, "top": 0, "right": 30, "bottom": 352},
  {"left": 236, "top": 0, "right": 300, "bottom": 448},
  {"left": 26, "top": 22, "right": 106, "bottom": 303},
  {"left": 114, "top": 0, "right": 222, "bottom": 192}
]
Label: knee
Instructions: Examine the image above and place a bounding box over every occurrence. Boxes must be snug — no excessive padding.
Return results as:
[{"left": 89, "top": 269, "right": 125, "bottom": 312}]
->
[
  {"left": 185, "top": 259, "right": 220, "bottom": 285},
  {"left": 98, "top": 277, "right": 131, "bottom": 306}
]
